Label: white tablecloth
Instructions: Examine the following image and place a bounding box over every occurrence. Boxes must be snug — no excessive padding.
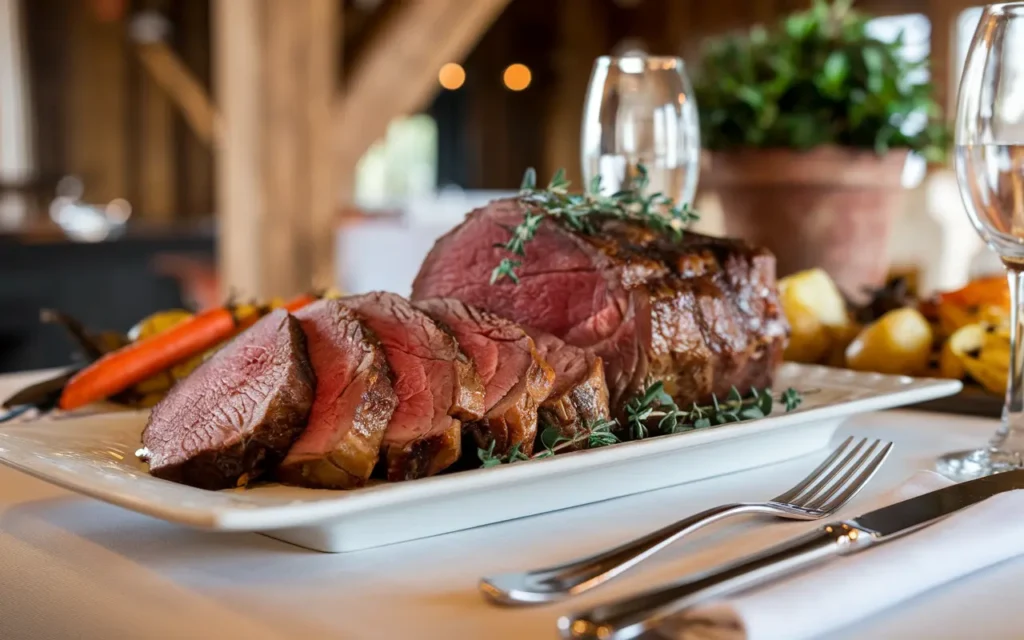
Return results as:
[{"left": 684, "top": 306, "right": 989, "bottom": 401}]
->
[{"left": 0, "top": 370, "right": 1021, "bottom": 640}]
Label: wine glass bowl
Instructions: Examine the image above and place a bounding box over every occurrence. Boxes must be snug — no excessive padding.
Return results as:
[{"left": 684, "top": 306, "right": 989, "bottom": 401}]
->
[
  {"left": 939, "top": 3, "right": 1024, "bottom": 479},
  {"left": 580, "top": 55, "right": 700, "bottom": 209}
]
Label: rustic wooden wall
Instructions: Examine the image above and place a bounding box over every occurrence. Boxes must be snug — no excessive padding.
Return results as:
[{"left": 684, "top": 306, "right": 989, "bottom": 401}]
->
[
  {"left": 18, "top": 0, "right": 981, "bottom": 211},
  {"left": 21, "top": 0, "right": 213, "bottom": 218}
]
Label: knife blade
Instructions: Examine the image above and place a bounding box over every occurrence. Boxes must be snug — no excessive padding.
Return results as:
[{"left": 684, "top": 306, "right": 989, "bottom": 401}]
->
[{"left": 559, "top": 469, "right": 1024, "bottom": 640}]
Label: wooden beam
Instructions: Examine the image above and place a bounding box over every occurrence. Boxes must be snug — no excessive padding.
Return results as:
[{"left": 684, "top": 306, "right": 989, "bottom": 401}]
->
[
  {"left": 544, "top": 0, "right": 610, "bottom": 187},
  {"left": 172, "top": 0, "right": 214, "bottom": 218},
  {"left": 134, "top": 51, "right": 177, "bottom": 220},
  {"left": 214, "top": 0, "right": 338, "bottom": 299},
  {"left": 334, "top": 0, "right": 511, "bottom": 197},
  {"left": 66, "top": 0, "right": 128, "bottom": 204},
  {"left": 129, "top": 0, "right": 175, "bottom": 221},
  {"left": 0, "top": 0, "right": 33, "bottom": 186},
  {"left": 135, "top": 41, "right": 220, "bottom": 147}
]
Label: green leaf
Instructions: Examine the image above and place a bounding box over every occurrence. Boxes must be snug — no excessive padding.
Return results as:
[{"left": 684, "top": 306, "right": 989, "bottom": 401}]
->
[
  {"left": 507, "top": 443, "right": 530, "bottom": 462},
  {"left": 520, "top": 167, "right": 537, "bottom": 191},
  {"left": 540, "top": 426, "right": 562, "bottom": 451},
  {"left": 862, "top": 47, "right": 885, "bottom": 94},
  {"left": 785, "top": 14, "right": 813, "bottom": 40},
  {"left": 489, "top": 258, "right": 521, "bottom": 284},
  {"left": 821, "top": 51, "right": 849, "bottom": 93},
  {"left": 740, "top": 406, "right": 765, "bottom": 420},
  {"left": 477, "top": 441, "right": 501, "bottom": 467},
  {"left": 756, "top": 102, "right": 779, "bottom": 130},
  {"left": 691, "top": 1, "right": 949, "bottom": 157},
  {"left": 548, "top": 168, "right": 569, "bottom": 192},
  {"left": 782, "top": 388, "right": 803, "bottom": 411},
  {"left": 736, "top": 86, "right": 764, "bottom": 110}
]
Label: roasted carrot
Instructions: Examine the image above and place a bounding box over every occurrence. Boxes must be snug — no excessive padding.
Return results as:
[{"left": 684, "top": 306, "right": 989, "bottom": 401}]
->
[
  {"left": 937, "top": 275, "right": 1009, "bottom": 309},
  {"left": 281, "top": 293, "right": 318, "bottom": 312},
  {"left": 59, "top": 293, "right": 322, "bottom": 411},
  {"left": 59, "top": 307, "right": 238, "bottom": 411}
]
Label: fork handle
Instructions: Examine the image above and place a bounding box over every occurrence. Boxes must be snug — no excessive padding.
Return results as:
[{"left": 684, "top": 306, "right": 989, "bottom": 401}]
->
[
  {"left": 557, "top": 522, "right": 872, "bottom": 640},
  {"left": 479, "top": 502, "right": 772, "bottom": 605}
]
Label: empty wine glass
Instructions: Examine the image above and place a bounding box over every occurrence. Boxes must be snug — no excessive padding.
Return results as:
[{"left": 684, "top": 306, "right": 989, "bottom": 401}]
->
[
  {"left": 938, "top": 3, "right": 1024, "bottom": 480},
  {"left": 581, "top": 55, "right": 700, "bottom": 207}
]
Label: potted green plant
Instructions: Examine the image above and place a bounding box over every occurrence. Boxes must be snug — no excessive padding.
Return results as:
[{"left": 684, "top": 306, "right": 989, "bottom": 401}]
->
[{"left": 694, "top": 0, "right": 949, "bottom": 299}]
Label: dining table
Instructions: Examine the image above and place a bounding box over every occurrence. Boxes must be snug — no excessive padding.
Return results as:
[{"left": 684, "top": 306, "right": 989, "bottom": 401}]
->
[{"left": 0, "top": 368, "right": 1021, "bottom": 640}]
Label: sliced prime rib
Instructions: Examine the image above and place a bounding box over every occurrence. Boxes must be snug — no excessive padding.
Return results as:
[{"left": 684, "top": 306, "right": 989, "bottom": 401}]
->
[
  {"left": 414, "top": 298, "right": 554, "bottom": 456},
  {"left": 277, "top": 299, "right": 398, "bottom": 489},
  {"left": 527, "top": 330, "right": 610, "bottom": 449},
  {"left": 411, "top": 198, "right": 788, "bottom": 410},
  {"left": 141, "top": 309, "right": 315, "bottom": 490},
  {"left": 339, "top": 292, "right": 485, "bottom": 480}
]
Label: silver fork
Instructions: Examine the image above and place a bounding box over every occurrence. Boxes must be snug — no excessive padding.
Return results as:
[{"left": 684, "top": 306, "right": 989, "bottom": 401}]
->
[{"left": 479, "top": 436, "right": 892, "bottom": 606}]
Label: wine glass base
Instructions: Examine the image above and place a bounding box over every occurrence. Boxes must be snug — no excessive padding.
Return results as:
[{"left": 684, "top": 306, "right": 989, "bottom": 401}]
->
[{"left": 936, "top": 448, "right": 1024, "bottom": 481}]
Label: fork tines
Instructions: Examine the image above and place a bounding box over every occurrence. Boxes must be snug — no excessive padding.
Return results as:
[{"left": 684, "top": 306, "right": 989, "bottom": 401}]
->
[{"left": 774, "top": 436, "right": 893, "bottom": 515}]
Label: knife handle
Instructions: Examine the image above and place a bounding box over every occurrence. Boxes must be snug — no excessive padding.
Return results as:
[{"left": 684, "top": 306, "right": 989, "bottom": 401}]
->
[{"left": 557, "top": 522, "right": 872, "bottom": 640}]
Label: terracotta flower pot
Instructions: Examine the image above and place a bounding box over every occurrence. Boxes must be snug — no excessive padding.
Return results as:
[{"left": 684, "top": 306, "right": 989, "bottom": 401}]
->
[{"left": 708, "top": 147, "right": 909, "bottom": 301}]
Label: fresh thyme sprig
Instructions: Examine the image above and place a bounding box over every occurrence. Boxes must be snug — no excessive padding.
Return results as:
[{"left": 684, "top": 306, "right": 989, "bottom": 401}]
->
[
  {"left": 626, "top": 382, "right": 802, "bottom": 438},
  {"left": 535, "top": 416, "right": 621, "bottom": 458},
  {"left": 477, "top": 384, "right": 804, "bottom": 467},
  {"left": 490, "top": 166, "right": 701, "bottom": 284},
  {"left": 477, "top": 440, "right": 531, "bottom": 468},
  {"left": 477, "top": 417, "right": 620, "bottom": 467}
]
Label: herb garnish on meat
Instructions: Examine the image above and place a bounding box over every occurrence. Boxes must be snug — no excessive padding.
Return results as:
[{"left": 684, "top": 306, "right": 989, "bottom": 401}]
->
[{"left": 490, "top": 166, "right": 701, "bottom": 284}]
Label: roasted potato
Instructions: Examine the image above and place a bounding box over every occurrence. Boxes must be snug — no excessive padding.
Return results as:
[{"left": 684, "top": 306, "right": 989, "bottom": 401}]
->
[
  {"left": 783, "top": 298, "right": 832, "bottom": 363},
  {"left": 939, "top": 323, "right": 984, "bottom": 379},
  {"left": 778, "top": 268, "right": 853, "bottom": 364},
  {"left": 845, "top": 308, "right": 934, "bottom": 376},
  {"left": 779, "top": 268, "right": 850, "bottom": 327}
]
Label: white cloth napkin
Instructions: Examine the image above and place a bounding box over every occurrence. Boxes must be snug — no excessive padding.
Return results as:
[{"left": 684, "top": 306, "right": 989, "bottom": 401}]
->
[{"left": 660, "top": 471, "right": 1024, "bottom": 640}]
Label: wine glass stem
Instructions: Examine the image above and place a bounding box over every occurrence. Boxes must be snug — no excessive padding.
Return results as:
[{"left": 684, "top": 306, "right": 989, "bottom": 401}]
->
[{"left": 993, "top": 266, "right": 1024, "bottom": 455}]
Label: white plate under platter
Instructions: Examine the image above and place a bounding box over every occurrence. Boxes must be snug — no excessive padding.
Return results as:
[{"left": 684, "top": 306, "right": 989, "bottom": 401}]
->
[{"left": 0, "top": 364, "right": 961, "bottom": 553}]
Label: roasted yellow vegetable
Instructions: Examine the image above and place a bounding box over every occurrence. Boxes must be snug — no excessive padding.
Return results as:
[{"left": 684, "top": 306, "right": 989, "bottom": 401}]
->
[
  {"left": 128, "top": 309, "right": 195, "bottom": 342},
  {"left": 126, "top": 308, "right": 220, "bottom": 398},
  {"left": 940, "top": 323, "right": 984, "bottom": 379},
  {"left": 783, "top": 298, "right": 831, "bottom": 363},
  {"left": 778, "top": 268, "right": 853, "bottom": 364},
  {"left": 937, "top": 302, "right": 1009, "bottom": 337},
  {"left": 845, "top": 308, "right": 933, "bottom": 376},
  {"left": 132, "top": 370, "right": 175, "bottom": 395},
  {"left": 779, "top": 268, "right": 850, "bottom": 327},
  {"left": 955, "top": 323, "right": 1012, "bottom": 394}
]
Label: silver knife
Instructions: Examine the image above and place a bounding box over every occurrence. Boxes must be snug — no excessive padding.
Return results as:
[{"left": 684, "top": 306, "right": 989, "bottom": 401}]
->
[{"left": 558, "top": 468, "right": 1024, "bottom": 640}]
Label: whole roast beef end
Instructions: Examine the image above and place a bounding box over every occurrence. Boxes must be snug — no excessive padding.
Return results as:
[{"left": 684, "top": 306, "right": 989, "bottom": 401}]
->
[{"left": 411, "top": 198, "right": 788, "bottom": 411}]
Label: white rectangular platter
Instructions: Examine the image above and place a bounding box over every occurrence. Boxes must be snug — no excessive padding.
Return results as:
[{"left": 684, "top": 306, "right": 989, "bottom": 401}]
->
[{"left": 0, "top": 364, "right": 960, "bottom": 553}]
